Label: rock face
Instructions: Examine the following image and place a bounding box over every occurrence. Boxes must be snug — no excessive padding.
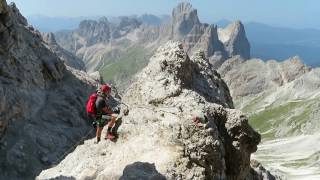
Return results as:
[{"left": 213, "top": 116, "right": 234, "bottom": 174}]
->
[
  {"left": 245, "top": 160, "right": 277, "bottom": 180},
  {"left": 171, "top": 2, "right": 200, "bottom": 38},
  {"left": 55, "top": 16, "right": 143, "bottom": 73},
  {"left": 168, "top": 3, "right": 227, "bottom": 60},
  {"left": 42, "top": 32, "right": 85, "bottom": 70},
  {"left": 38, "top": 42, "right": 261, "bottom": 180},
  {"left": 218, "top": 55, "right": 320, "bottom": 178},
  {"left": 0, "top": 1, "right": 96, "bottom": 179},
  {"left": 218, "top": 56, "right": 310, "bottom": 98},
  {"left": 218, "top": 21, "right": 250, "bottom": 60},
  {"left": 54, "top": 2, "right": 251, "bottom": 88}
]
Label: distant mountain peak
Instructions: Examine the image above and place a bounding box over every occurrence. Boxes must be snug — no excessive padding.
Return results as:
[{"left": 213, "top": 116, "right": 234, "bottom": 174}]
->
[
  {"left": 173, "top": 2, "right": 194, "bottom": 15},
  {"left": 218, "top": 20, "right": 250, "bottom": 59},
  {"left": 172, "top": 2, "right": 200, "bottom": 37},
  {"left": 98, "top": 16, "right": 109, "bottom": 23}
]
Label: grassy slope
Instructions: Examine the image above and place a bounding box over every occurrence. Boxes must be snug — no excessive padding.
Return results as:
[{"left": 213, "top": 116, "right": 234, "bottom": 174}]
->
[
  {"left": 99, "top": 46, "right": 151, "bottom": 89},
  {"left": 245, "top": 98, "right": 318, "bottom": 140}
]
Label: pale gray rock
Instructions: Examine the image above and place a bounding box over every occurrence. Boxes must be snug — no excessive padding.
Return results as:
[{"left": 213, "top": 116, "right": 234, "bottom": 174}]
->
[
  {"left": 218, "top": 56, "right": 310, "bottom": 98},
  {"left": 246, "top": 160, "right": 279, "bottom": 180},
  {"left": 42, "top": 32, "right": 86, "bottom": 70},
  {"left": 125, "top": 42, "right": 233, "bottom": 108},
  {"left": 54, "top": 3, "right": 251, "bottom": 88},
  {"left": 0, "top": 1, "right": 96, "bottom": 179},
  {"left": 88, "top": 71, "right": 102, "bottom": 83},
  {"left": 38, "top": 42, "right": 260, "bottom": 180},
  {"left": 218, "top": 21, "right": 250, "bottom": 60},
  {"left": 171, "top": 2, "right": 200, "bottom": 39}
]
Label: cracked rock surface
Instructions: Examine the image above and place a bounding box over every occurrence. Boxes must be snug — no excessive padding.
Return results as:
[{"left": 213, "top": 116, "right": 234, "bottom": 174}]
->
[{"left": 38, "top": 42, "right": 261, "bottom": 180}]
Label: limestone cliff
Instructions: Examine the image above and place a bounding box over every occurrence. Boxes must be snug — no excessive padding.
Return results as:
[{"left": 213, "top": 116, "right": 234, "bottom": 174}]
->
[
  {"left": 38, "top": 42, "right": 262, "bottom": 180},
  {"left": 42, "top": 32, "right": 85, "bottom": 70},
  {"left": 0, "top": 1, "right": 96, "bottom": 179},
  {"left": 54, "top": 3, "right": 251, "bottom": 89}
]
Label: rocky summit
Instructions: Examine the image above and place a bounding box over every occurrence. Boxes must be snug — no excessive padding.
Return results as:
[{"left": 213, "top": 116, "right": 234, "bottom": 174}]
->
[
  {"left": 0, "top": 1, "right": 279, "bottom": 179},
  {"left": 0, "top": 1, "right": 96, "bottom": 179},
  {"left": 37, "top": 42, "right": 266, "bottom": 180},
  {"left": 54, "top": 2, "right": 251, "bottom": 89}
]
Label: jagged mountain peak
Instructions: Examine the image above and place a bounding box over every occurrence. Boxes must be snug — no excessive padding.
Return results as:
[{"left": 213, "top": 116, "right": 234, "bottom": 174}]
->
[
  {"left": 218, "top": 20, "right": 244, "bottom": 43},
  {"left": 98, "top": 16, "right": 109, "bottom": 23},
  {"left": 172, "top": 2, "right": 195, "bottom": 15},
  {"left": 55, "top": 3, "right": 252, "bottom": 78},
  {"left": 38, "top": 41, "right": 262, "bottom": 180},
  {"left": 126, "top": 41, "right": 234, "bottom": 108},
  {"left": 172, "top": 2, "right": 200, "bottom": 37},
  {"left": 218, "top": 20, "right": 250, "bottom": 59}
]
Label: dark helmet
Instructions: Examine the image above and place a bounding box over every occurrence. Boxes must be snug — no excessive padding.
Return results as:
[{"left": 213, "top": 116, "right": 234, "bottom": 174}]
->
[{"left": 101, "top": 84, "right": 111, "bottom": 94}]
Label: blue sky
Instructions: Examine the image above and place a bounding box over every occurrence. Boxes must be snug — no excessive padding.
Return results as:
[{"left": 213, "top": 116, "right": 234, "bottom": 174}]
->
[{"left": 6, "top": 0, "right": 319, "bottom": 29}]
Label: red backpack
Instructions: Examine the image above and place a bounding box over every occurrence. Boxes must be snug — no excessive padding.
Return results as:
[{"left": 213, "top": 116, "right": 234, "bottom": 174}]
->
[{"left": 86, "top": 93, "right": 98, "bottom": 115}]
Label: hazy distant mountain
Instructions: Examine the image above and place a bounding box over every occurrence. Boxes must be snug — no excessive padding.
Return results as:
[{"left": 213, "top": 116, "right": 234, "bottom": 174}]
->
[
  {"left": 137, "top": 14, "right": 170, "bottom": 25},
  {"left": 27, "top": 15, "right": 99, "bottom": 32},
  {"left": 55, "top": 3, "right": 250, "bottom": 89},
  {"left": 245, "top": 22, "right": 320, "bottom": 66},
  {"left": 27, "top": 14, "right": 170, "bottom": 32},
  {"left": 215, "top": 20, "right": 320, "bottom": 66}
]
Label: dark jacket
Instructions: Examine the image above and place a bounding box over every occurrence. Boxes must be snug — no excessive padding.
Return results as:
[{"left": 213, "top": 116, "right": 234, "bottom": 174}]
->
[{"left": 95, "top": 95, "right": 109, "bottom": 115}]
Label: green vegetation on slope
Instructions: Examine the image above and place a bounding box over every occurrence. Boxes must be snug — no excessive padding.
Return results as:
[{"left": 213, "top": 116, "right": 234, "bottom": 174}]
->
[
  {"left": 99, "top": 46, "right": 151, "bottom": 89},
  {"left": 238, "top": 94, "right": 267, "bottom": 113},
  {"left": 248, "top": 99, "right": 318, "bottom": 140},
  {"left": 282, "top": 151, "right": 320, "bottom": 168}
]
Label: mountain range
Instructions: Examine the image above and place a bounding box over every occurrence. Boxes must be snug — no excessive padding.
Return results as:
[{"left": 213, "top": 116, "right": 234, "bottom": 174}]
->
[
  {"left": 2, "top": 0, "right": 320, "bottom": 179},
  {"left": 0, "top": 1, "right": 276, "bottom": 179},
  {"left": 53, "top": 3, "right": 250, "bottom": 89},
  {"left": 37, "top": 41, "right": 274, "bottom": 180},
  {"left": 218, "top": 55, "right": 320, "bottom": 179},
  {"left": 216, "top": 20, "right": 320, "bottom": 67},
  {"left": 28, "top": 15, "right": 320, "bottom": 68}
]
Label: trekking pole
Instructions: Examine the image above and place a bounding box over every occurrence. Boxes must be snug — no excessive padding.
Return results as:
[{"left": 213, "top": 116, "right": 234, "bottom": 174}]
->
[{"left": 120, "top": 102, "right": 129, "bottom": 108}]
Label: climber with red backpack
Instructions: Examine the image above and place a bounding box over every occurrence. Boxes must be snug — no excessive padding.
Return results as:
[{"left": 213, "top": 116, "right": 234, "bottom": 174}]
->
[{"left": 86, "top": 83, "right": 118, "bottom": 143}]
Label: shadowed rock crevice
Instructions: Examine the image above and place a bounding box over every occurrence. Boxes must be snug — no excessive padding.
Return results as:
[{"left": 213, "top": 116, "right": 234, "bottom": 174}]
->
[
  {"left": 0, "top": 1, "right": 97, "bottom": 179},
  {"left": 120, "top": 162, "right": 166, "bottom": 180}
]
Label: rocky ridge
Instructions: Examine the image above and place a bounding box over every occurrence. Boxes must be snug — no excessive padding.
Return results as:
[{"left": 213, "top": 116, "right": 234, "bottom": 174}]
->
[
  {"left": 42, "top": 32, "right": 86, "bottom": 70},
  {"left": 218, "top": 55, "right": 320, "bottom": 178},
  {"left": 38, "top": 42, "right": 265, "bottom": 180},
  {"left": 218, "top": 56, "right": 310, "bottom": 99},
  {"left": 0, "top": 1, "right": 96, "bottom": 179},
  {"left": 54, "top": 3, "right": 250, "bottom": 88}
]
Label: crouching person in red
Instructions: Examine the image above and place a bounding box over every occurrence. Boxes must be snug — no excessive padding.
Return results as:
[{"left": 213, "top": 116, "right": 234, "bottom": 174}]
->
[{"left": 94, "top": 84, "right": 117, "bottom": 143}]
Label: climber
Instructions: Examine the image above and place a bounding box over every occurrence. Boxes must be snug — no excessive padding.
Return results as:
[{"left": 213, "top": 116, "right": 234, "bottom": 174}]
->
[{"left": 87, "top": 83, "right": 118, "bottom": 143}]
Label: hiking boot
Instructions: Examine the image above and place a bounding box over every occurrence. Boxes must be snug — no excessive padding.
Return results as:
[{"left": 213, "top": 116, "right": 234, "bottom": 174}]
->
[
  {"left": 112, "top": 131, "right": 119, "bottom": 138},
  {"left": 105, "top": 132, "right": 115, "bottom": 140},
  {"left": 95, "top": 137, "right": 101, "bottom": 144}
]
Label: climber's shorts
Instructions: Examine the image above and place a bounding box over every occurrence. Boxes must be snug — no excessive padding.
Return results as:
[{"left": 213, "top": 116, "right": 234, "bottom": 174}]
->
[
  {"left": 95, "top": 114, "right": 117, "bottom": 127},
  {"left": 96, "top": 118, "right": 107, "bottom": 128}
]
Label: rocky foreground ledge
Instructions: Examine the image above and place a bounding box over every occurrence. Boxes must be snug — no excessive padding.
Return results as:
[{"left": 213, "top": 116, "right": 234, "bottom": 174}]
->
[{"left": 38, "top": 42, "right": 274, "bottom": 180}]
